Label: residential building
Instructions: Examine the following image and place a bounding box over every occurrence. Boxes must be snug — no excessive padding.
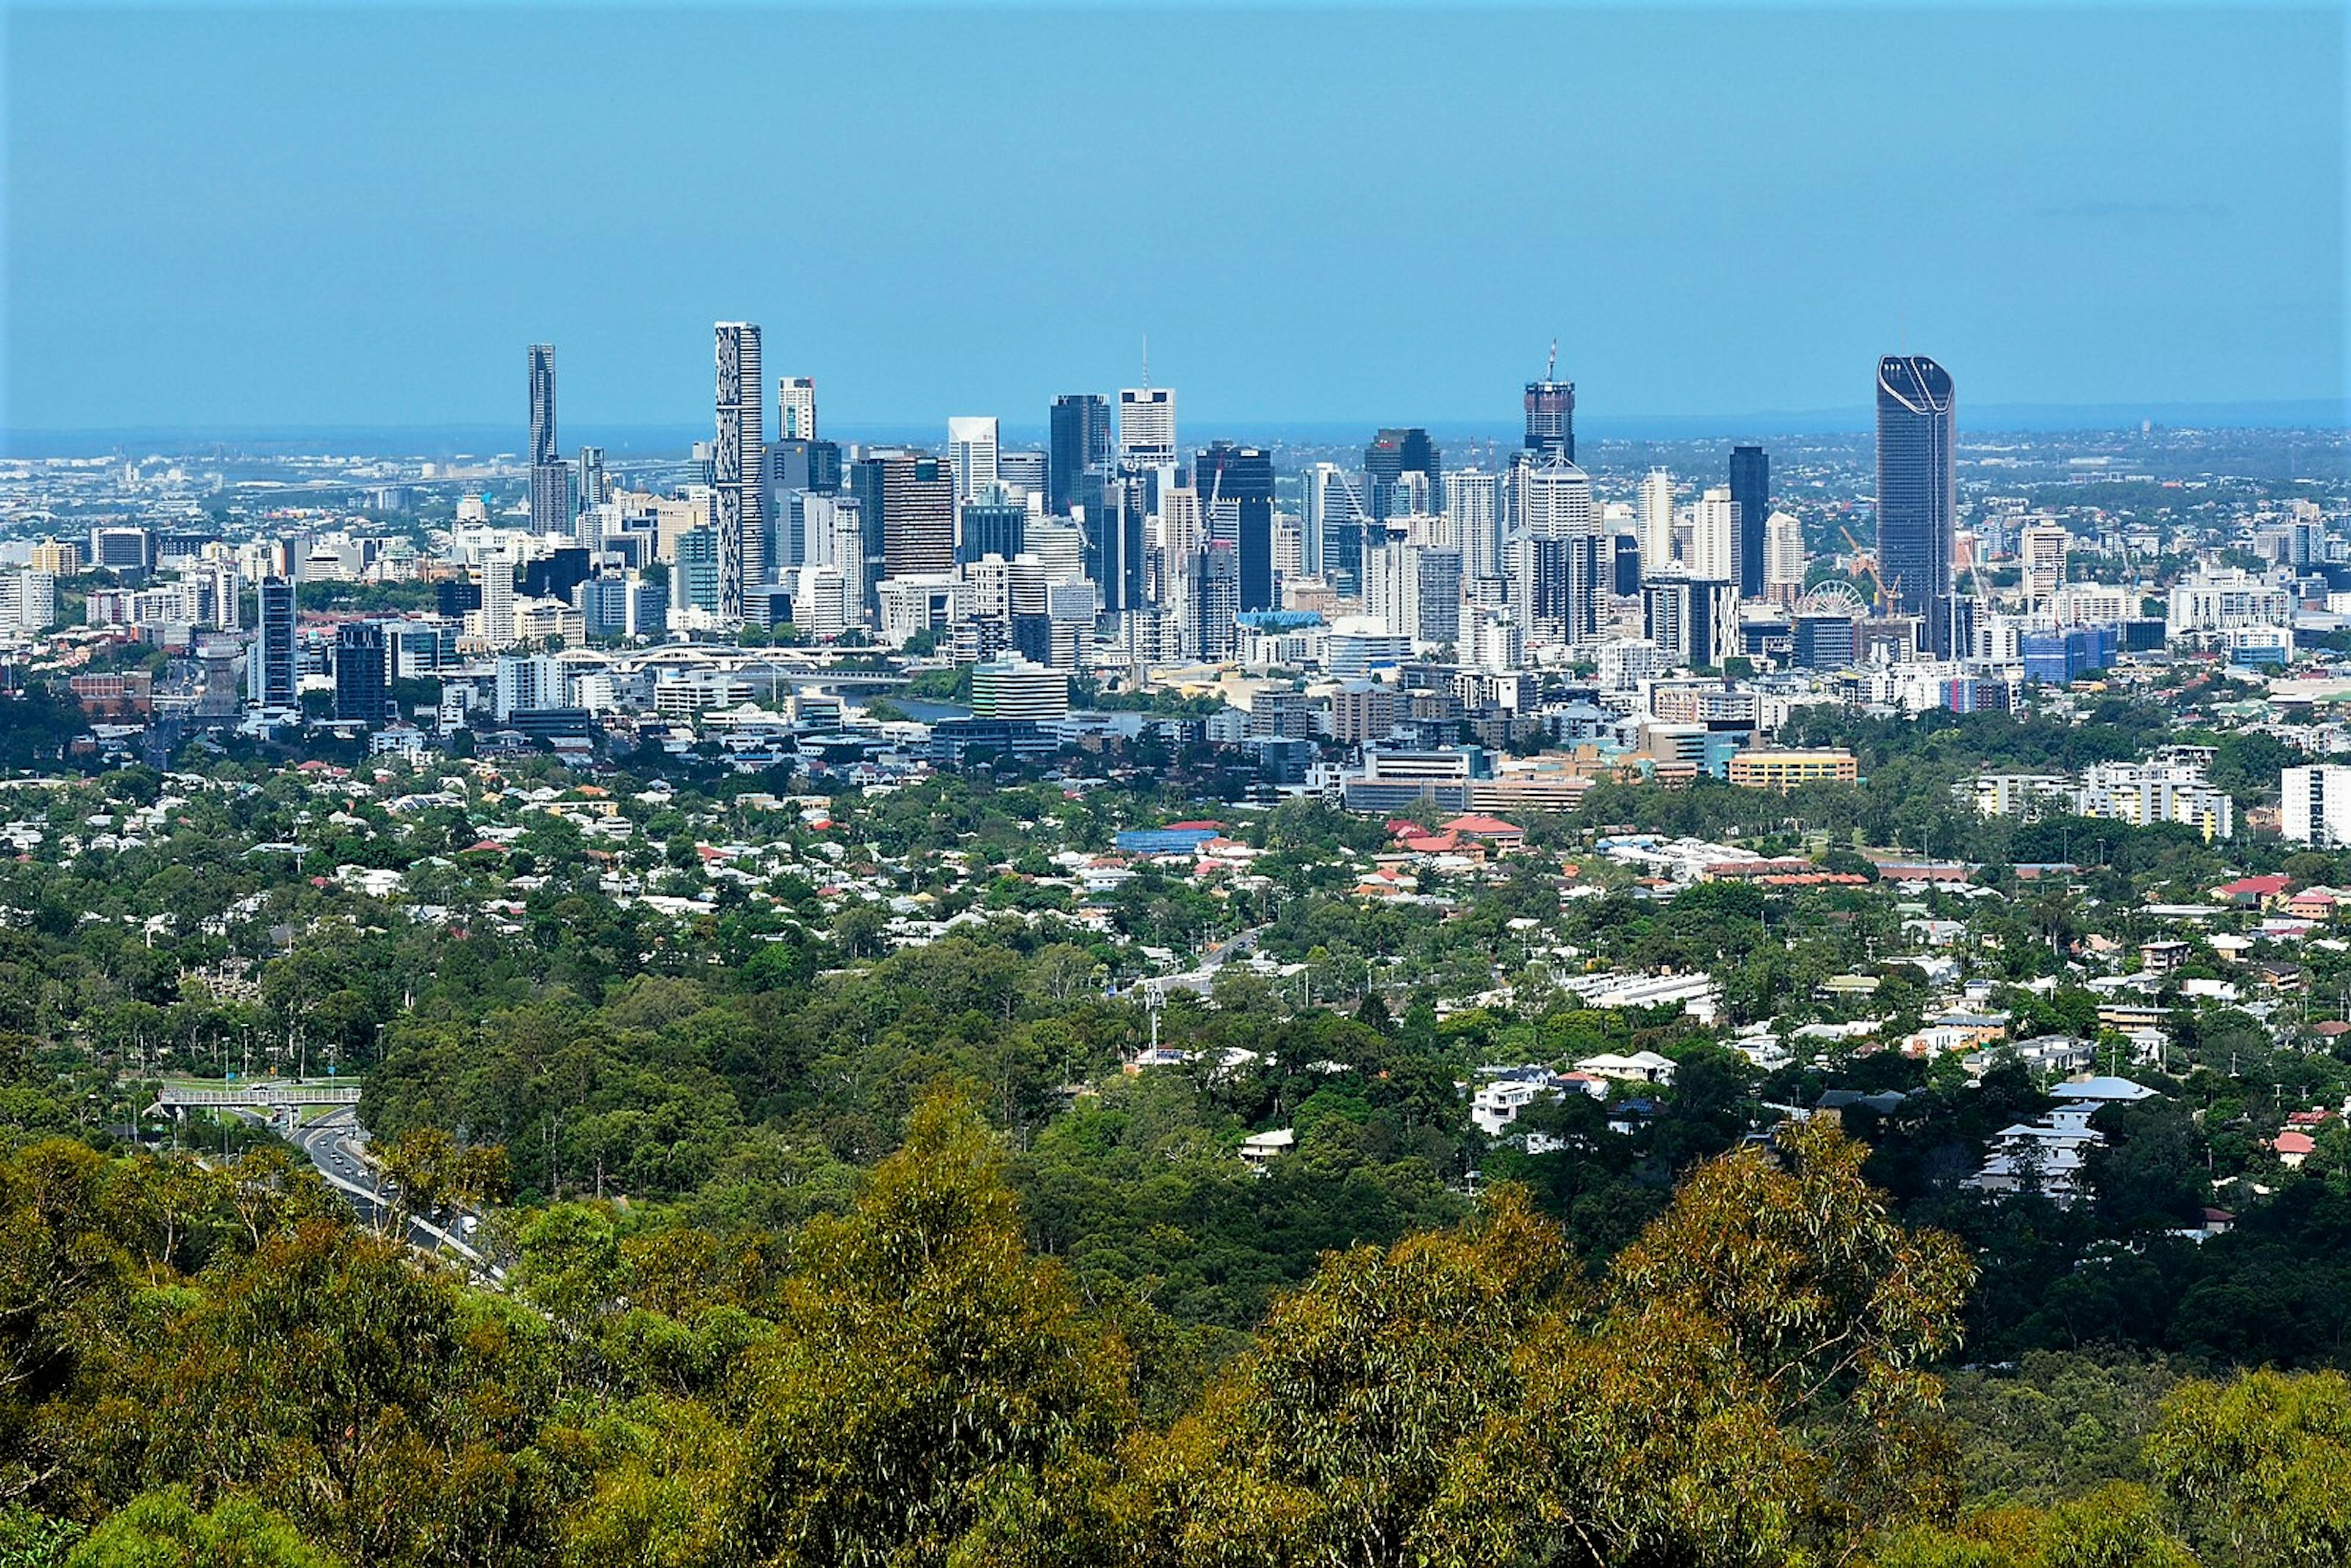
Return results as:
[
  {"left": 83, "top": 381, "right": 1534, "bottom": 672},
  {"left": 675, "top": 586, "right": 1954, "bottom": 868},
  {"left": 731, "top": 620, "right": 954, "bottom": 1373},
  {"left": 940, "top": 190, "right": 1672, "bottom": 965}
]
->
[{"left": 1726, "top": 749, "right": 1859, "bottom": 790}]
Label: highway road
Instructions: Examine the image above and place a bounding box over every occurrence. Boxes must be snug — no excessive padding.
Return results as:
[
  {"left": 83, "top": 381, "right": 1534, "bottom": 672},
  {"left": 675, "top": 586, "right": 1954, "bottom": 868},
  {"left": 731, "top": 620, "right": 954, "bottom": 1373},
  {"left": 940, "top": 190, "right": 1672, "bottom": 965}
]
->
[{"left": 288, "top": 1108, "right": 497, "bottom": 1274}]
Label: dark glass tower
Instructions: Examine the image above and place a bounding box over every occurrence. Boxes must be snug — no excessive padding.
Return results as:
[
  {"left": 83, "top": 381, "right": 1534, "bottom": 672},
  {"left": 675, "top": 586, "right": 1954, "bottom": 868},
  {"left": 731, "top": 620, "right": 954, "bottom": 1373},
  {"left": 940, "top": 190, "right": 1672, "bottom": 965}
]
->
[
  {"left": 527, "top": 344, "right": 569, "bottom": 537},
  {"left": 1363, "top": 427, "right": 1442, "bottom": 520},
  {"left": 334, "top": 623, "right": 389, "bottom": 724},
  {"left": 1194, "top": 443, "right": 1275, "bottom": 611},
  {"left": 1875, "top": 355, "right": 1957, "bottom": 653},
  {"left": 255, "top": 578, "right": 298, "bottom": 709},
  {"left": 1049, "top": 394, "right": 1112, "bottom": 516},
  {"left": 1728, "top": 444, "right": 1769, "bottom": 599}
]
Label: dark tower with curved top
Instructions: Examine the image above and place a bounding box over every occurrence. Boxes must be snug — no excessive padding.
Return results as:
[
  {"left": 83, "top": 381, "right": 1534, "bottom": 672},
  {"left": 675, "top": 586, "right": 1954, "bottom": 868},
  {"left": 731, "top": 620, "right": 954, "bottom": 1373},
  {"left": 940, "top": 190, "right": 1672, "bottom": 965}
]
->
[{"left": 1875, "top": 354, "right": 1956, "bottom": 654}]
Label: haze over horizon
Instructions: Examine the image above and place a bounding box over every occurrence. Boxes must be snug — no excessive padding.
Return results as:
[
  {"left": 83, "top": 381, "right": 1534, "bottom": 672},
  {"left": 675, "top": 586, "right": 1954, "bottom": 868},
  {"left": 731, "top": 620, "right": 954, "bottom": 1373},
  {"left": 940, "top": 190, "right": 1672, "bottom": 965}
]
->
[{"left": 5, "top": 2, "right": 2344, "bottom": 436}]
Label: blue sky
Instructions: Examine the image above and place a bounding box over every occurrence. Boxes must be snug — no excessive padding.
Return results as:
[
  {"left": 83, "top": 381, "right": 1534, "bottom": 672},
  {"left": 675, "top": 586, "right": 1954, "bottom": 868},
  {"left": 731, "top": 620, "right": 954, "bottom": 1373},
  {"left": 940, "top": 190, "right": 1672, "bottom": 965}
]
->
[{"left": 4, "top": 2, "right": 2343, "bottom": 435}]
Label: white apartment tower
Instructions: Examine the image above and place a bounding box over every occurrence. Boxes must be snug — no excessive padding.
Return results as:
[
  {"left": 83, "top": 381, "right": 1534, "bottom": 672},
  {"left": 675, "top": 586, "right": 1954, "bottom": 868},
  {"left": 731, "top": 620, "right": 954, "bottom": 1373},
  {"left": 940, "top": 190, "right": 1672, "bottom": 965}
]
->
[
  {"left": 2284, "top": 766, "right": 2351, "bottom": 847},
  {"left": 1638, "top": 468, "right": 1675, "bottom": 575},
  {"left": 779, "top": 377, "right": 817, "bottom": 441},
  {"left": 1763, "top": 511, "right": 1807, "bottom": 600},
  {"left": 1689, "top": 486, "right": 1738, "bottom": 583}
]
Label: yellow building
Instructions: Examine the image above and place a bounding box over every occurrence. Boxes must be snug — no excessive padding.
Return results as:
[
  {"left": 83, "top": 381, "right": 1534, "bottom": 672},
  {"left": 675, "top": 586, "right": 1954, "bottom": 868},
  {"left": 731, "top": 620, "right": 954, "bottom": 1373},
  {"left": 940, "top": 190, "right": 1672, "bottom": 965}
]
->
[{"left": 1727, "top": 748, "right": 1859, "bottom": 791}]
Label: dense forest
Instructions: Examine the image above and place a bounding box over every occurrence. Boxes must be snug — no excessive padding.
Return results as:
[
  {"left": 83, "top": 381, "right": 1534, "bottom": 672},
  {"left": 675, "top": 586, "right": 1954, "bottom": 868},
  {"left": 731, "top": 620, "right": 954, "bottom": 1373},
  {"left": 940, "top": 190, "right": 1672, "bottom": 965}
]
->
[{"left": 1, "top": 1095, "right": 2345, "bottom": 1567}]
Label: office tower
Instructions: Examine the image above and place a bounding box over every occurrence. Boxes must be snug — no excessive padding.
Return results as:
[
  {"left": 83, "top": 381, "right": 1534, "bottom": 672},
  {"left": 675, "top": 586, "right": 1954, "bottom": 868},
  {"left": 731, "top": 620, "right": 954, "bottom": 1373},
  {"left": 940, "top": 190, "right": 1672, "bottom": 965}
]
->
[
  {"left": 1638, "top": 469, "right": 1675, "bottom": 576},
  {"left": 1088, "top": 469, "right": 1150, "bottom": 613},
  {"left": 1194, "top": 442, "right": 1275, "bottom": 611},
  {"left": 675, "top": 528, "right": 722, "bottom": 614},
  {"left": 713, "top": 322, "right": 766, "bottom": 618},
  {"left": 996, "top": 449, "right": 1048, "bottom": 498},
  {"left": 1729, "top": 445, "right": 1769, "bottom": 598},
  {"left": 958, "top": 490, "right": 1028, "bottom": 565},
  {"left": 1613, "top": 533, "right": 1642, "bottom": 597},
  {"left": 1192, "top": 543, "right": 1242, "bottom": 660},
  {"left": 1524, "top": 369, "right": 1575, "bottom": 461},
  {"left": 333, "top": 623, "right": 389, "bottom": 724},
  {"left": 1365, "top": 427, "right": 1442, "bottom": 521},
  {"left": 1048, "top": 394, "right": 1113, "bottom": 515},
  {"left": 1876, "top": 354, "right": 1957, "bottom": 651},
  {"left": 1119, "top": 387, "right": 1177, "bottom": 467},
  {"left": 947, "top": 416, "right": 1000, "bottom": 502},
  {"left": 1518, "top": 454, "right": 1595, "bottom": 539},
  {"left": 1445, "top": 470, "right": 1502, "bottom": 582},
  {"left": 530, "top": 460, "right": 572, "bottom": 539},
  {"left": 527, "top": 344, "right": 569, "bottom": 537},
  {"left": 779, "top": 376, "right": 817, "bottom": 441},
  {"left": 1513, "top": 533, "right": 1605, "bottom": 648},
  {"left": 254, "top": 578, "right": 297, "bottom": 708},
  {"left": 576, "top": 446, "right": 607, "bottom": 529},
  {"left": 1302, "top": 462, "right": 1371, "bottom": 587},
  {"left": 850, "top": 452, "right": 956, "bottom": 593},
  {"left": 1690, "top": 486, "right": 1738, "bottom": 582},
  {"left": 2021, "top": 522, "right": 2068, "bottom": 608},
  {"left": 1764, "top": 512, "right": 1807, "bottom": 601}
]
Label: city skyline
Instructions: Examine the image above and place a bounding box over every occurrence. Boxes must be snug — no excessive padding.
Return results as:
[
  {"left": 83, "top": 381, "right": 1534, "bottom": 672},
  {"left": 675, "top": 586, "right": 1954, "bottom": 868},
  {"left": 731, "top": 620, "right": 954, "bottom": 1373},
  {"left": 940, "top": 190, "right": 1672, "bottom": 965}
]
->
[{"left": 6, "top": 3, "right": 2341, "bottom": 435}]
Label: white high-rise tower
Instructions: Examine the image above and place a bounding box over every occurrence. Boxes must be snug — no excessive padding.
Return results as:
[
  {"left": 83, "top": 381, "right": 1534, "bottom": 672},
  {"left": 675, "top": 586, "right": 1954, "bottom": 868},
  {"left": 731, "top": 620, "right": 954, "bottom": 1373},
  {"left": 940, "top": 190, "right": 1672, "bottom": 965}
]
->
[
  {"left": 947, "top": 416, "right": 1001, "bottom": 503},
  {"left": 1638, "top": 468, "right": 1674, "bottom": 575}
]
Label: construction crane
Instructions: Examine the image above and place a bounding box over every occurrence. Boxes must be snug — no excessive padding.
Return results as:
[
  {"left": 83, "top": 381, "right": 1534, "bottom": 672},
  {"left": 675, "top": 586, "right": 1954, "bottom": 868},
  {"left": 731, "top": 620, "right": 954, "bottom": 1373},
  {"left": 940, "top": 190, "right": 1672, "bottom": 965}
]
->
[{"left": 1837, "top": 525, "right": 1899, "bottom": 617}]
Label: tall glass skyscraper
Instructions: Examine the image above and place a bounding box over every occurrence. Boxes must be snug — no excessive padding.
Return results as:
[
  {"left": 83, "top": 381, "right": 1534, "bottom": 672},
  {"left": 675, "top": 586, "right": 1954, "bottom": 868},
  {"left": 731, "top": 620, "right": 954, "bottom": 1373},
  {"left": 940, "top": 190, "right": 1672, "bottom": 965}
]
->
[
  {"left": 527, "top": 344, "right": 570, "bottom": 537},
  {"left": 1048, "top": 394, "right": 1112, "bottom": 516},
  {"left": 1875, "top": 355, "right": 1956, "bottom": 653},
  {"left": 714, "top": 322, "right": 765, "bottom": 618},
  {"left": 1728, "top": 444, "right": 1769, "bottom": 599},
  {"left": 1194, "top": 442, "right": 1275, "bottom": 611}
]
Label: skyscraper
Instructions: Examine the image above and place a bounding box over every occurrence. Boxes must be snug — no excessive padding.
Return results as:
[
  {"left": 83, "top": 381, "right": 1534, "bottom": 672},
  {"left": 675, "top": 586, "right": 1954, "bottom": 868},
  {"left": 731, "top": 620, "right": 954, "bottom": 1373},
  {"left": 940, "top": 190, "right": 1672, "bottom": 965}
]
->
[
  {"left": 713, "top": 322, "right": 766, "bottom": 618},
  {"left": 1524, "top": 372, "right": 1575, "bottom": 461},
  {"left": 1048, "top": 394, "right": 1112, "bottom": 516},
  {"left": 1875, "top": 354, "right": 1957, "bottom": 653},
  {"left": 1088, "top": 468, "right": 1150, "bottom": 614},
  {"left": 1764, "top": 512, "right": 1807, "bottom": 602},
  {"left": 1729, "top": 445, "right": 1769, "bottom": 598},
  {"left": 1365, "top": 427, "right": 1442, "bottom": 520},
  {"left": 1690, "top": 486, "right": 1738, "bottom": 583},
  {"left": 947, "top": 416, "right": 1000, "bottom": 503},
  {"left": 527, "top": 344, "right": 569, "bottom": 537},
  {"left": 1638, "top": 469, "right": 1675, "bottom": 576},
  {"left": 528, "top": 343, "right": 558, "bottom": 467},
  {"left": 1119, "top": 388, "right": 1176, "bottom": 468},
  {"left": 576, "top": 446, "right": 606, "bottom": 517},
  {"left": 334, "top": 623, "right": 389, "bottom": 724},
  {"left": 850, "top": 451, "right": 956, "bottom": 594},
  {"left": 253, "top": 578, "right": 297, "bottom": 710},
  {"left": 1194, "top": 442, "right": 1275, "bottom": 611},
  {"left": 779, "top": 377, "right": 817, "bottom": 441},
  {"left": 1302, "top": 462, "right": 1371, "bottom": 587}
]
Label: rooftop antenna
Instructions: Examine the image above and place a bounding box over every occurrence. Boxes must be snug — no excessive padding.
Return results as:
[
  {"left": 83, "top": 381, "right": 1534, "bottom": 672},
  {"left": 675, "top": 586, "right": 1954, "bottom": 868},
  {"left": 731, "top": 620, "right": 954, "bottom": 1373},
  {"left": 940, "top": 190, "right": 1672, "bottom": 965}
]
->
[
  {"left": 1545, "top": 339, "right": 1558, "bottom": 381},
  {"left": 1141, "top": 336, "right": 1150, "bottom": 392}
]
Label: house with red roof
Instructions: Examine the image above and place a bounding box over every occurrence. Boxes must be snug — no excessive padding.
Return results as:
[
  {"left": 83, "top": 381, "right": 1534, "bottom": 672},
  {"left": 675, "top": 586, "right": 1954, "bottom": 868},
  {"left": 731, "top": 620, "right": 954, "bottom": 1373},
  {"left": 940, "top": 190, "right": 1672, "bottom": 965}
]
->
[
  {"left": 1438, "top": 814, "right": 1526, "bottom": 849},
  {"left": 2271, "top": 1129, "right": 2319, "bottom": 1169},
  {"left": 2213, "top": 873, "right": 2291, "bottom": 907}
]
